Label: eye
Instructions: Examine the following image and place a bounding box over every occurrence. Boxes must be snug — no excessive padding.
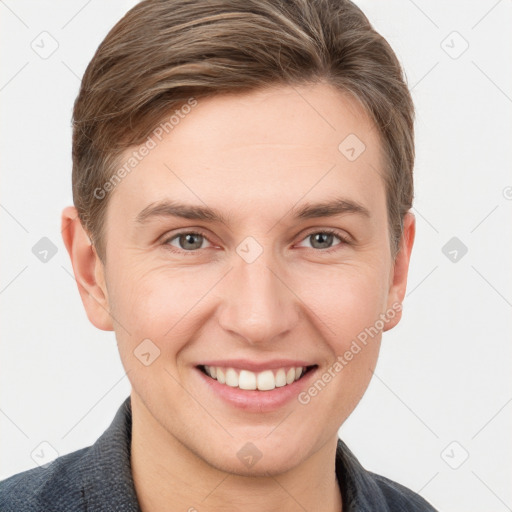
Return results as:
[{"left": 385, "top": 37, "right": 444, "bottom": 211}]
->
[
  {"left": 162, "top": 228, "right": 349, "bottom": 255},
  {"left": 164, "top": 231, "right": 213, "bottom": 252},
  {"left": 297, "top": 229, "right": 349, "bottom": 252}
]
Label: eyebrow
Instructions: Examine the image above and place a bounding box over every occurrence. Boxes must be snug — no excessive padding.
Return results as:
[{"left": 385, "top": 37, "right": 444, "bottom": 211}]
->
[{"left": 135, "top": 197, "right": 370, "bottom": 225}]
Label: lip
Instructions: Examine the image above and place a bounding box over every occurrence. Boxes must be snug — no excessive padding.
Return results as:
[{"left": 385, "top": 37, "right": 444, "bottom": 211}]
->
[
  {"left": 194, "top": 364, "right": 319, "bottom": 413},
  {"left": 196, "top": 359, "right": 315, "bottom": 372}
]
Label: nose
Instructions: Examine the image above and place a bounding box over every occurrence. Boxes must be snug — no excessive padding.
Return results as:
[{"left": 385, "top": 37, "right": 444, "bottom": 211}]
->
[{"left": 217, "top": 251, "right": 300, "bottom": 346}]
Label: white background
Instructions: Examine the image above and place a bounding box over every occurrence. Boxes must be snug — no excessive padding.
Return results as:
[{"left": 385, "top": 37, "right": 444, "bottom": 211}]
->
[{"left": 1, "top": 1, "right": 511, "bottom": 510}]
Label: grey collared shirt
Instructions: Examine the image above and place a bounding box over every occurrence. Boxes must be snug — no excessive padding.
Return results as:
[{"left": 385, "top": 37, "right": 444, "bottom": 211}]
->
[{"left": 0, "top": 397, "right": 437, "bottom": 511}]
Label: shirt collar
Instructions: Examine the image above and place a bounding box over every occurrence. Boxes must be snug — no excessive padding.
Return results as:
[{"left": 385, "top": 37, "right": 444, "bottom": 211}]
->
[
  {"left": 335, "top": 436, "right": 391, "bottom": 511},
  {"left": 80, "top": 397, "right": 141, "bottom": 511}
]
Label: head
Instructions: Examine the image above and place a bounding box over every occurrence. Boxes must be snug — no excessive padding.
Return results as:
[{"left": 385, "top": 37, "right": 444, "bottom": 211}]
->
[{"left": 62, "top": 0, "right": 415, "bottom": 476}]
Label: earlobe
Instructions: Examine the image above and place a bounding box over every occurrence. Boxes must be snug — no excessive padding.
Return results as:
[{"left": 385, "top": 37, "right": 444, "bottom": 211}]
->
[
  {"left": 383, "top": 212, "right": 416, "bottom": 331},
  {"left": 61, "top": 206, "right": 114, "bottom": 331}
]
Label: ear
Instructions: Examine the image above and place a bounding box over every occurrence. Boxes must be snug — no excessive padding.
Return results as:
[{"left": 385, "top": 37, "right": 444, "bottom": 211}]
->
[
  {"left": 61, "top": 206, "right": 114, "bottom": 331},
  {"left": 383, "top": 212, "right": 415, "bottom": 331}
]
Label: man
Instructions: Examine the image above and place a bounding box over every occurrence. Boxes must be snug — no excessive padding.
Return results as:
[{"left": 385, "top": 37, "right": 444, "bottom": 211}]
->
[{"left": 1, "top": 0, "right": 437, "bottom": 510}]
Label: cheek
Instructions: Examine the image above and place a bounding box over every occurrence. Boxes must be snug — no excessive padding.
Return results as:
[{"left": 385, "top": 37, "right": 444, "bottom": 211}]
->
[
  {"left": 293, "top": 261, "right": 390, "bottom": 348},
  {"left": 107, "top": 262, "right": 219, "bottom": 350},
  {"left": 291, "top": 265, "right": 387, "bottom": 425}
]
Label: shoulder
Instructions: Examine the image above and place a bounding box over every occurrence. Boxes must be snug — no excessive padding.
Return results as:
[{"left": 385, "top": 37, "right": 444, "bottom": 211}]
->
[
  {"left": 0, "top": 446, "right": 90, "bottom": 512},
  {"left": 335, "top": 438, "right": 437, "bottom": 511},
  {"left": 0, "top": 397, "right": 139, "bottom": 512},
  {"left": 370, "top": 472, "right": 437, "bottom": 511}
]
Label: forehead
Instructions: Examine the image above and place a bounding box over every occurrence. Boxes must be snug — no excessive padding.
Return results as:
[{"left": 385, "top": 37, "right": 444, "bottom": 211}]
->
[{"left": 107, "top": 82, "right": 385, "bottom": 224}]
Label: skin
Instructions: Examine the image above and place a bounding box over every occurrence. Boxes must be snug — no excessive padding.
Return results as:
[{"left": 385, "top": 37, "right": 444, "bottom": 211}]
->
[{"left": 62, "top": 82, "right": 415, "bottom": 512}]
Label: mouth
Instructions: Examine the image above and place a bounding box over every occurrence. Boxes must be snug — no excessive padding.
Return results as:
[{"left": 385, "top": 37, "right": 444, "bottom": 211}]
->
[{"left": 196, "top": 364, "right": 318, "bottom": 391}]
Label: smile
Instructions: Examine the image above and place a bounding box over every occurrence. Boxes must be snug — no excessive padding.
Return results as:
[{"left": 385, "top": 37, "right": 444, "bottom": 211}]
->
[{"left": 198, "top": 364, "right": 317, "bottom": 391}]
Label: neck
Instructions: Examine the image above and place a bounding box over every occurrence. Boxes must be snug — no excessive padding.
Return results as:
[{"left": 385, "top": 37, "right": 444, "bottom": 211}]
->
[{"left": 130, "top": 395, "right": 343, "bottom": 512}]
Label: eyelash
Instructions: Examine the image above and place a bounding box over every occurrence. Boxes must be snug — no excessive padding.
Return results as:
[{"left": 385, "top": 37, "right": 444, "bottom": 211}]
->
[{"left": 162, "top": 228, "right": 350, "bottom": 255}]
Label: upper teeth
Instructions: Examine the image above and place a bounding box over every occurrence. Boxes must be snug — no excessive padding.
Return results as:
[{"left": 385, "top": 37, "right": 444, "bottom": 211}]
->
[{"left": 203, "top": 366, "right": 306, "bottom": 391}]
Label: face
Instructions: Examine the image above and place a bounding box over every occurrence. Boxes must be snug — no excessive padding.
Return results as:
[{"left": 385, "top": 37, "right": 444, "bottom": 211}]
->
[{"left": 66, "top": 82, "right": 414, "bottom": 476}]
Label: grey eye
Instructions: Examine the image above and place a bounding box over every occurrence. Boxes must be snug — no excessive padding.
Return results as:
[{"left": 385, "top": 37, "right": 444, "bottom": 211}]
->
[
  {"left": 169, "top": 233, "right": 207, "bottom": 251},
  {"left": 308, "top": 232, "right": 335, "bottom": 249},
  {"left": 296, "top": 230, "right": 347, "bottom": 251}
]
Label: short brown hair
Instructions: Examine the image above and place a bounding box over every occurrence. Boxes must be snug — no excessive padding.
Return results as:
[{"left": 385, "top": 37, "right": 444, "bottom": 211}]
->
[{"left": 72, "top": 0, "right": 414, "bottom": 261}]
